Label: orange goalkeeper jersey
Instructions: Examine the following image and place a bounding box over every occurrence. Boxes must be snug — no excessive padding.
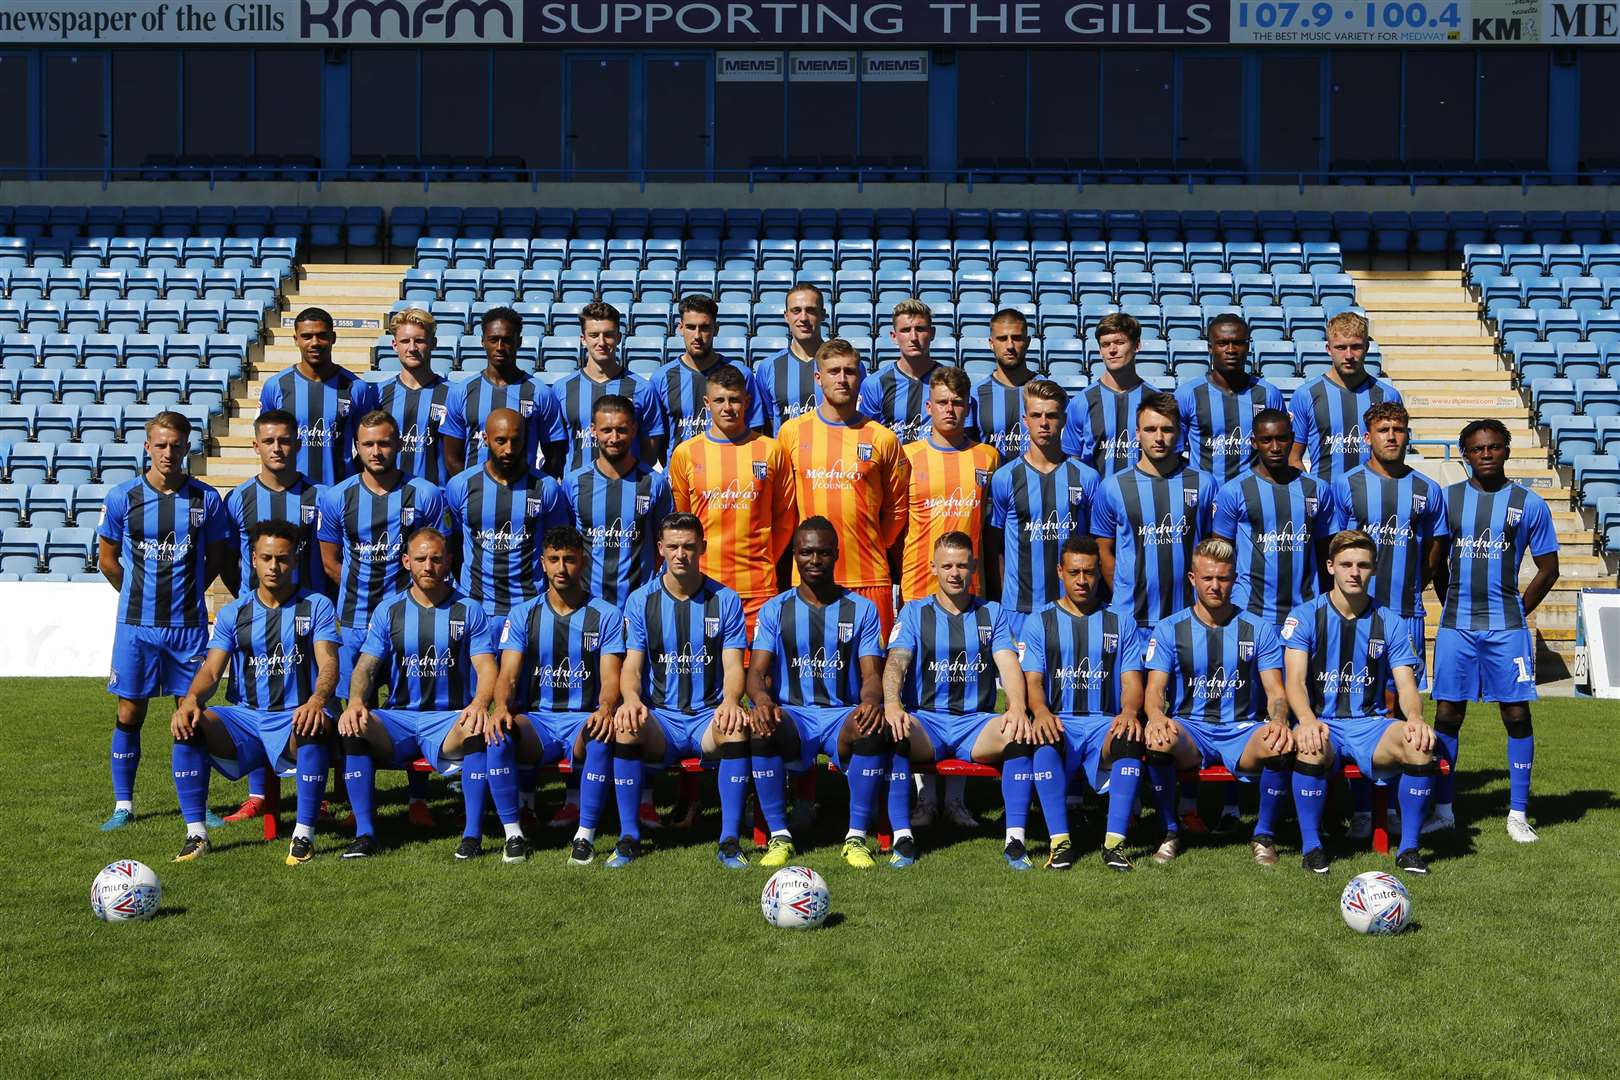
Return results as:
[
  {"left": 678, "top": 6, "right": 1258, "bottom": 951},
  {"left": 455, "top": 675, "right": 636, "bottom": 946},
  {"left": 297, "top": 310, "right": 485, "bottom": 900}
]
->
[
  {"left": 668, "top": 430, "right": 797, "bottom": 599},
  {"left": 777, "top": 408, "right": 909, "bottom": 589},
  {"left": 899, "top": 437, "right": 1001, "bottom": 602}
]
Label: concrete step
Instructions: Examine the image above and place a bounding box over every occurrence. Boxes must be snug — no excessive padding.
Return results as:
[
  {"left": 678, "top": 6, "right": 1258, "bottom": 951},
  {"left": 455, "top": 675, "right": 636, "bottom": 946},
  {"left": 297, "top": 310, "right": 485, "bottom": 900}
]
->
[
  {"left": 297, "top": 264, "right": 411, "bottom": 279},
  {"left": 1375, "top": 335, "right": 1498, "bottom": 348},
  {"left": 1360, "top": 302, "right": 1481, "bottom": 315},
  {"left": 1370, "top": 320, "right": 1489, "bottom": 338}
]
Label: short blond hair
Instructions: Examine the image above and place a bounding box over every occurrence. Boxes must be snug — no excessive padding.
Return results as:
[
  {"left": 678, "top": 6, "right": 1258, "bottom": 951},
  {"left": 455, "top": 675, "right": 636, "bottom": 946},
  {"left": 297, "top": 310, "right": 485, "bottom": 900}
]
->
[
  {"left": 1192, "top": 537, "right": 1235, "bottom": 565},
  {"left": 1325, "top": 311, "right": 1369, "bottom": 342},
  {"left": 891, "top": 298, "right": 933, "bottom": 327},
  {"left": 815, "top": 338, "right": 862, "bottom": 368},
  {"left": 390, "top": 307, "right": 437, "bottom": 338}
]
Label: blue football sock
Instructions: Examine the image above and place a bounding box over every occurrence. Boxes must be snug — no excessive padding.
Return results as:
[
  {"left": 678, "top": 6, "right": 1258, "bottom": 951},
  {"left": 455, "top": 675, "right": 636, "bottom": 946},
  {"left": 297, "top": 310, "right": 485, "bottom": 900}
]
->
[
  {"left": 1255, "top": 766, "right": 1290, "bottom": 838},
  {"left": 579, "top": 739, "right": 612, "bottom": 831},
  {"left": 1001, "top": 745, "right": 1034, "bottom": 833},
  {"left": 1399, "top": 770, "right": 1433, "bottom": 853},
  {"left": 612, "top": 743, "right": 644, "bottom": 840},
  {"left": 111, "top": 723, "right": 141, "bottom": 802},
  {"left": 171, "top": 739, "right": 210, "bottom": 826},
  {"left": 344, "top": 752, "right": 377, "bottom": 837},
  {"left": 1507, "top": 734, "right": 1534, "bottom": 813},
  {"left": 1292, "top": 765, "right": 1329, "bottom": 853},
  {"left": 294, "top": 741, "right": 328, "bottom": 829},
  {"left": 247, "top": 767, "right": 267, "bottom": 800},
  {"left": 406, "top": 767, "right": 429, "bottom": 802},
  {"left": 751, "top": 747, "right": 790, "bottom": 835},
  {"left": 886, "top": 751, "right": 912, "bottom": 832},
  {"left": 485, "top": 736, "right": 519, "bottom": 826},
  {"left": 717, "top": 743, "right": 749, "bottom": 843},
  {"left": 1350, "top": 776, "right": 1373, "bottom": 814},
  {"left": 1032, "top": 744, "right": 1070, "bottom": 837},
  {"left": 1146, "top": 758, "right": 1178, "bottom": 832},
  {"left": 845, "top": 750, "right": 885, "bottom": 834},
  {"left": 1433, "top": 728, "right": 1459, "bottom": 805},
  {"left": 1106, "top": 755, "right": 1144, "bottom": 840},
  {"left": 459, "top": 747, "right": 488, "bottom": 840}
]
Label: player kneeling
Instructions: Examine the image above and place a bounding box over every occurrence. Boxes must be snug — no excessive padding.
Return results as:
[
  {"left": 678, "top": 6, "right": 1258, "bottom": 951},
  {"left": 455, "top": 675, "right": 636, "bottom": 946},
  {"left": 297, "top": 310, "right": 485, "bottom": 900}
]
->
[
  {"left": 746, "top": 518, "right": 891, "bottom": 869},
  {"left": 338, "top": 527, "right": 508, "bottom": 861},
  {"left": 884, "top": 532, "right": 1031, "bottom": 870},
  {"left": 1283, "top": 530, "right": 1439, "bottom": 875},
  {"left": 1142, "top": 538, "right": 1294, "bottom": 867},
  {"left": 488, "top": 526, "right": 627, "bottom": 866},
  {"left": 169, "top": 521, "right": 338, "bottom": 865},
  {"left": 612, "top": 514, "right": 752, "bottom": 869},
  {"left": 1021, "top": 535, "right": 1148, "bottom": 872}
]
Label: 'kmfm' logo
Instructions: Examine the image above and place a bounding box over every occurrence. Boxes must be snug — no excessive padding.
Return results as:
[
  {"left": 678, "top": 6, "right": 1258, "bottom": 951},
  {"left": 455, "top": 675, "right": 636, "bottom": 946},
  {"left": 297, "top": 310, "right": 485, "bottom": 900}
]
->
[{"left": 302, "top": 0, "right": 517, "bottom": 39}]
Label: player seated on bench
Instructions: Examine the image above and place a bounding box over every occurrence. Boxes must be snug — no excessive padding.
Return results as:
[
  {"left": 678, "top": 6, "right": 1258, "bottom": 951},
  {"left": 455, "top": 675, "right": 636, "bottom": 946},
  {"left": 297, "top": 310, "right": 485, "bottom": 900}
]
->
[
  {"left": 1282, "top": 528, "right": 1440, "bottom": 876},
  {"left": 611, "top": 513, "right": 751, "bottom": 870},
  {"left": 488, "top": 524, "right": 627, "bottom": 867},
  {"left": 745, "top": 517, "right": 891, "bottom": 870},
  {"left": 337, "top": 526, "right": 506, "bottom": 862},
  {"left": 1142, "top": 537, "right": 1294, "bottom": 868},
  {"left": 1021, "top": 534, "right": 1148, "bottom": 873},
  {"left": 169, "top": 520, "right": 338, "bottom": 866},
  {"left": 884, "top": 531, "right": 1030, "bottom": 870}
]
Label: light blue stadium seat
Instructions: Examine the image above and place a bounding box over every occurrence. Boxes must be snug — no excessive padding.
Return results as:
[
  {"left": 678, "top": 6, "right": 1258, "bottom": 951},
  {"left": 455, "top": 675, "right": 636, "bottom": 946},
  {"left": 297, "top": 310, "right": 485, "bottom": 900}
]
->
[
  {"left": 54, "top": 445, "right": 98, "bottom": 486},
  {"left": 16, "top": 370, "right": 60, "bottom": 404},
  {"left": 0, "top": 528, "right": 45, "bottom": 576}
]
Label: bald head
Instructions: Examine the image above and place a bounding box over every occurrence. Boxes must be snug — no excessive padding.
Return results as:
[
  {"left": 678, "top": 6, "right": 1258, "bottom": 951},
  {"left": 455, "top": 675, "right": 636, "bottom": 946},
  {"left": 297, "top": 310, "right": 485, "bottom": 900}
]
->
[{"left": 484, "top": 407, "right": 528, "bottom": 476}]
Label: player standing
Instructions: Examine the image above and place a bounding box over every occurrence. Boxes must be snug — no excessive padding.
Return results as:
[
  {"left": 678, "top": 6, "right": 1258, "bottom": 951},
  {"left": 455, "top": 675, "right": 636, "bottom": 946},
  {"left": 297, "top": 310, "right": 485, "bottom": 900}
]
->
[
  {"left": 745, "top": 518, "right": 889, "bottom": 868},
  {"left": 1282, "top": 530, "right": 1440, "bottom": 875},
  {"left": 1289, "top": 312, "right": 1404, "bottom": 480},
  {"left": 1427, "top": 419, "right": 1560, "bottom": 842},
  {"left": 376, "top": 308, "right": 453, "bottom": 487},
  {"left": 441, "top": 307, "right": 567, "bottom": 476},
  {"left": 776, "top": 339, "right": 909, "bottom": 638},
  {"left": 667, "top": 363, "right": 797, "bottom": 639},
  {"left": 899, "top": 366, "right": 1000, "bottom": 604},
  {"left": 885, "top": 533, "right": 1030, "bottom": 869},
  {"left": 488, "top": 525, "right": 626, "bottom": 864},
  {"left": 257, "top": 307, "right": 377, "bottom": 486},
  {"left": 551, "top": 301, "right": 667, "bottom": 473},
  {"left": 1021, "top": 534, "right": 1148, "bottom": 871},
  {"left": 1062, "top": 313, "right": 1146, "bottom": 475},
  {"left": 168, "top": 521, "right": 338, "bottom": 865},
  {"left": 563, "top": 395, "right": 673, "bottom": 609},
  {"left": 1325, "top": 401, "right": 1449, "bottom": 840},
  {"left": 444, "top": 408, "right": 569, "bottom": 621},
  {"left": 96, "top": 411, "right": 230, "bottom": 830},
  {"left": 1141, "top": 539, "right": 1293, "bottom": 867},
  {"left": 985, "top": 379, "right": 1101, "bottom": 643},
  {"left": 612, "top": 515, "right": 751, "bottom": 868},
  {"left": 967, "top": 308, "right": 1038, "bottom": 463},
  {"left": 1176, "top": 315, "right": 1287, "bottom": 484},
  {"left": 752, "top": 282, "right": 827, "bottom": 432},
  {"left": 649, "top": 294, "right": 765, "bottom": 460},
  {"left": 859, "top": 298, "right": 940, "bottom": 446},
  {"left": 1092, "top": 394, "right": 1218, "bottom": 628}
]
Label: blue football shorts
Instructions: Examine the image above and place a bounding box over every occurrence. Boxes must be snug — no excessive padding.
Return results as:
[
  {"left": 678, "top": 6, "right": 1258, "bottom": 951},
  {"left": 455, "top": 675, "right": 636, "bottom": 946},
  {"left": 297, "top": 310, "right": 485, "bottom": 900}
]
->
[
  {"left": 1323, "top": 714, "right": 1401, "bottom": 782},
  {"left": 208, "top": 705, "right": 305, "bottom": 780},
  {"left": 1177, "top": 717, "right": 1264, "bottom": 778},
  {"left": 911, "top": 708, "right": 997, "bottom": 762},
  {"left": 108, "top": 623, "right": 207, "bottom": 700},
  {"left": 369, "top": 708, "right": 467, "bottom": 774},
  {"left": 1432, "top": 626, "right": 1537, "bottom": 703}
]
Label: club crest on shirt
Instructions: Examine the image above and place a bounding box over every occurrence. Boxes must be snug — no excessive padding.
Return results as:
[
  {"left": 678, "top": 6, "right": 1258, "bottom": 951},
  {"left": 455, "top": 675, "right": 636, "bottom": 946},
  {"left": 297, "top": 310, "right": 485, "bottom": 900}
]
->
[
  {"left": 584, "top": 630, "right": 599, "bottom": 652},
  {"left": 401, "top": 507, "right": 418, "bottom": 527},
  {"left": 1239, "top": 640, "right": 1256, "bottom": 661},
  {"left": 337, "top": 399, "right": 351, "bottom": 417},
  {"left": 1368, "top": 637, "right": 1385, "bottom": 659},
  {"left": 978, "top": 624, "right": 993, "bottom": 646},
  {"left": 1253, "top": 401, "right": 1268, "bottom": 415},
  {"left": 301, "top": 503, "right": 318, "bottom": 525},
  {"left": 190, "top": 505, "right": 205, "bottom": 527},
  {"left": 856, "top": 443, "right": 873, "bottom": 462},
  {"left": 526, "top": 496, "right": 546, "bottom": 519},
  {"left": 294, "top": 615, "right": 312, "bottom": 637},
  {"left": 636, "top": 493, "right": 652, "bottom": 514},
  {"left": 1306, "top": 497, "right": 1318, "bottom": 517},
  {"left": 1506, "top": 506, "right": 1523, "bottom": 526},
  {"left": 1183, "top": 489, "right": 1200, "bottom": 508},
  {"left": 450, "top": 619, "right": 465, "bottom": 642},
  {"left": 705, "top": 616, "right": 720, "bottom": 639},
  {"left": 975, "top": 469, "right": 991, "bottom": 488},
  {"left": 1068, "top": 486, "right": 1086, "bottom": 506},
  {"left": 1103, "top": 632, "right": 1118, "bottom": 654},
  {"left": 430, "top": 403, "right": 447, "bottom": 424},
  {"left": 838, "top": 620, "right": 854, "bottom": 643},
  {"left": 1281, "top": 617, "right": 1298, "bottom": 640},
  {"left": 1412, "top": 492, "right": 1427, "bottom": 514},
  {"left": 519, "top": 399, "right": 536, "bottom": 418},
  {"left": 753, "top": 460, "right": 769, "bottom": 481}
]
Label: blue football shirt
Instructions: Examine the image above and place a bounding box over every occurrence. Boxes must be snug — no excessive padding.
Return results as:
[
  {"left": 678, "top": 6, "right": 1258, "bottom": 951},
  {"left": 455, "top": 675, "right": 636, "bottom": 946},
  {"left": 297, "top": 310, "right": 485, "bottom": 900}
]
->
[
  {"left": 1281, "top": 593, "right": 1419, "bottom": 720},
  {"left": 1019, "top": 603, "right": 1145, "bottom": 717},
  {"left": 624, "top": 575, "right": 748, "bottom": 713},
  {"left": 224, "top": 475, "right": 326, "bottom": 594},
  {"left": 967, "top": 374, "right": 1031, "bottom": 463},
  {"left": 750, "top": 588, "right": 885, "bottom": 708},
  {"left": 1288, "top": 373, "right": 1403, "bottom": 481},
  {"left": 1145, "top": 607, "right": 1285, "bottom": 726},
  {"left": 562, "top": 460, "right": 672, "bottom": 610},
  {"left": 210, "top": 589, "right": 340, "bottom": 710},
  {"left": 98, "top": 476, "right": 229, "bottom": 628},
  {"left": 444, "top": 465, "right": 570, "bottom": 617},
  {"left": 360, "top": 588, "right": 496, "bottom": 711},
  {"left": 1326, "top": 466, "right": 1449, "bottom": 619},
  {"left": 649, "top": 354, "right": 766, "bottom": 453},
  {"left": 441, "top": 371, "right": 566, "bottom": 471},
  {"left": 752, "top": 348, "right": 821, "bottom": 433},
  {"left": 988, "top": 455, "right": 1102, "bottom": 616},
  {"left": 257, "top": 366, "right": 377, "bottom": 486},
  {"left": 1439, "top": 481, "right": 1559, "bottom": 631},
  {"left": 1212, "top": 470, "right": 1333, "bottom": 625},
  {"left": 498, "top": 593, "right": 626, "bottom": 713},
  {"left": 1090, "top": 462, "right": 1218, "bottom": 626},
  {"left": 550, "top": 368, "right": 669, "bottom": 474},
  {"left": 375, "top": 375, "right": 453, "bottom": 486},
  {"left": 1061, "top": 380, "right": 1145, "bottom": 476},
  {"left": 858, "top": 362, "right": 934, "bottom": 446},
  {"left": 889, "top": 595, "right": 1016, "bottom": 715},
  {"left": 315, "top": 474, "right": 447, "bottom": 632},
  {"left": 1175, "top": 375, "right": 1287, "bottom": 484}
]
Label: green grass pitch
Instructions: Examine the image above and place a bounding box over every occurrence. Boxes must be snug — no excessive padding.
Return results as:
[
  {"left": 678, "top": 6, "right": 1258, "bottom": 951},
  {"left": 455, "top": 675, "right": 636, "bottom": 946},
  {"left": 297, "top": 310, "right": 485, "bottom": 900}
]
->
[{"left": 4, "top": 678, "right": 1619, "bottom": 1079}]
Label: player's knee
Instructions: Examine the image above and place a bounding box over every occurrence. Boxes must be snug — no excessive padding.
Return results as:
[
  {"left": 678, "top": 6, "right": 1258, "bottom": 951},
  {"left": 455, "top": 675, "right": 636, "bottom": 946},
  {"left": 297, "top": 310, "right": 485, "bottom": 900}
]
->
[
  {"left": 1433, "top": 708, "right": 1464, "bottom": 735},
  {"left": 718, "top": 739, "right": 749, "bottom": 760},
  {"left": 850, "top": 729, "right": 890, "bottom": 757},
  {"left": 610, "top": 740, "right": 640, "bottom": 761},
  {"left": 1502, "top": 711, "right": 1533, "bottom": 740},
  {"left": 172, "top": 729, "right": 204, "bottom": 747},
  {"left": 1002, "top": 739, "right": 1038, "bottom": 761},
  {"left": 1293, "top": 758, "right": 1331, "bottom": 778},
  {"left": 1145, "top": 749, "right": 1174, "bottom": 767},
  {"left": 341, "top": 735, "right": 371, "bottom": 756},
  {"left": 751, "top": 727, "right": 793, "bottom": 757},
  {"left": 460, "top": 733, "right": 486, "bottom": 755},
  {"left": 1111, "top": 737, "right": 1146, "bottom": 761}
]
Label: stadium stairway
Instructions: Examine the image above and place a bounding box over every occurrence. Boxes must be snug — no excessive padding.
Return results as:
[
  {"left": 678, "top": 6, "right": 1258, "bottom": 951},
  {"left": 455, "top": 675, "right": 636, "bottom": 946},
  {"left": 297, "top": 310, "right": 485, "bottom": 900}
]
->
[{"left": 1356, "top": 268, "right": 1597, "bottom": 676}]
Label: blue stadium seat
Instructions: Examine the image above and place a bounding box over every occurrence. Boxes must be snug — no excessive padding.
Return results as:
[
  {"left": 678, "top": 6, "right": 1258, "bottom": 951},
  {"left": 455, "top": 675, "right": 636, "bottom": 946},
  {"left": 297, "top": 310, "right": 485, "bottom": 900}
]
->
[
  {"left": 1550, "top": 415, "right": 1599, "bottom": 467},
  {"left": 6, "top": 444, "right": 52, "bottom": 487},
  {"left": 0, "top": 528, "right": 44, "bottom": 576},
  {"left": 16, "top": 370, "right": 59, "bottom": 404},
  {"left": 1532, "top": 378, "right": 1578, "bottom": 423},
  {"left": 25, "top": 484, "right": 72, "bottom": 528},
  {"left": 1574, "top": 454, "right": 1620, "bottom": 509},
  {"left": 1577, "top": 378, "right": 1620, "bottom": 417},
  {"left": 97, "top": 445, "right": 144, "bottom": 483}
]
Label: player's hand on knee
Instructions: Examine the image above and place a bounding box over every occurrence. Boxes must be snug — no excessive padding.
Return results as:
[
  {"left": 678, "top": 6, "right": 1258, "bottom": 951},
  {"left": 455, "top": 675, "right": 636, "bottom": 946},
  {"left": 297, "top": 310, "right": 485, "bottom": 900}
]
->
[
  {"left": 750, "top": 702, "right": 783, "bottom": 735},
  {"left": 485, "top": 704, "right": 515, "bottom": 743},
  {"left": 1261, "top": 719, "right": 1295, "bottom": 755},
  {"left": 848, "top": 702, "right": 883, "bottom": 737},
  {"left": 1027, "top": 709, "right": 1061, "bottom": 745},
  {"left": 458, "top": 703, "right": 489, "bottom": 736},
  {"left": 884, "top": 704, "right": 912, "bottom": 741},
  {"left": 1294, "top": 718, "right": 1329, "bottom": 756},
  {"left": 584, "top": 708, "right": 615, "bottom": 741},
  {"left": 291, "top": 700, "right": 327, "bottom": 738},
  {"left": 170, "top": 700, "right": 200, "bottom": 740},
  {"left": 338, "top": 704, "right": 370, "bottom": 738},
  {"left": 615, "top": 701, "right": 647, "bottom": 736},
  {"left": 1404, "top": 719, "right": 1435, "bottom": 755},
  {"left": 714, "top": 702, "right": 748, "bottom": 736},
  {"left": 1108, "top": 712, "right": 1143, "bottom": 744},
  {"left": 1145, "top": 716, "right": 1178, "bottom": 751}
]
